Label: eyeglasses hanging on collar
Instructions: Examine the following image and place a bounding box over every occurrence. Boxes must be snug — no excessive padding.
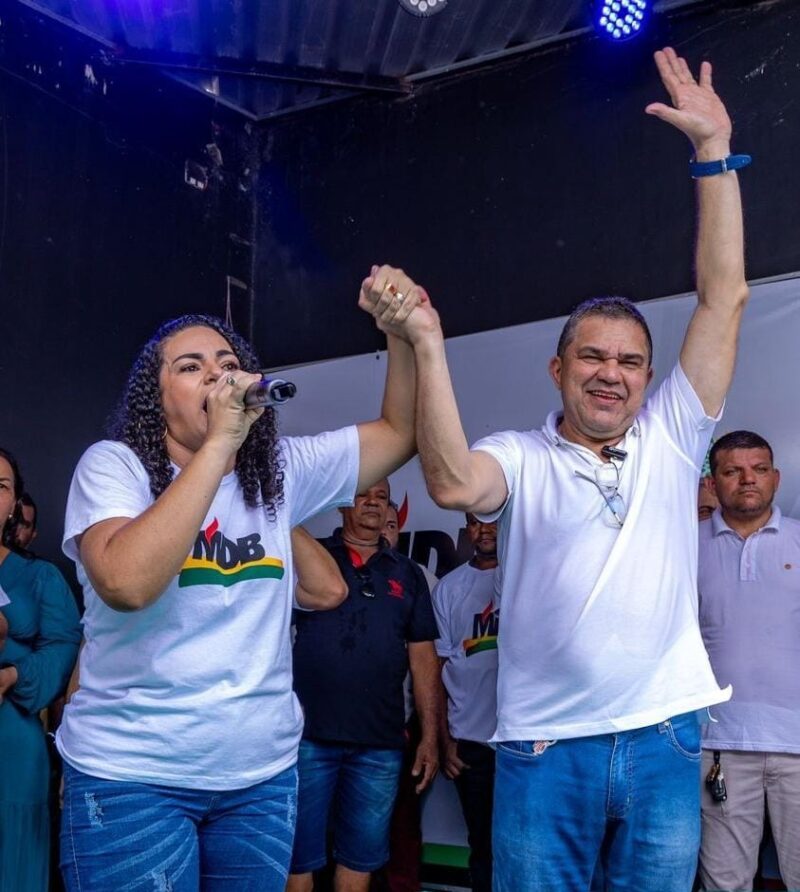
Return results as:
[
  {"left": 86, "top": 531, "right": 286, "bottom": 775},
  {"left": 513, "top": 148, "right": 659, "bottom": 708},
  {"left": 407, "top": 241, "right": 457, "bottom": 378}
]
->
[
  {"left": 574, "top": 461, "right": 627, "bottom": 528},
  {"left": 354, "top": 566, "right": 376, "bottom": 598}
]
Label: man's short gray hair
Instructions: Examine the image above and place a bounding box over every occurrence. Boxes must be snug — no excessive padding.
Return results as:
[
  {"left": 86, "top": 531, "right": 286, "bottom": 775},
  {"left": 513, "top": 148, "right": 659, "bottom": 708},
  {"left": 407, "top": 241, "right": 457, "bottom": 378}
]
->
[{"left": 556, "top": 296, "right": 653, "bottom": 365}]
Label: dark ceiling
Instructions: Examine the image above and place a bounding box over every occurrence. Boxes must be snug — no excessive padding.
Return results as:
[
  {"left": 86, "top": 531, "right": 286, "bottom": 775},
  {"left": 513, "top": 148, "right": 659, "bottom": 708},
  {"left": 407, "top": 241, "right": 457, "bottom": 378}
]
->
[{"left": 10, "top": 0, "right": 710, "bottom": 119}]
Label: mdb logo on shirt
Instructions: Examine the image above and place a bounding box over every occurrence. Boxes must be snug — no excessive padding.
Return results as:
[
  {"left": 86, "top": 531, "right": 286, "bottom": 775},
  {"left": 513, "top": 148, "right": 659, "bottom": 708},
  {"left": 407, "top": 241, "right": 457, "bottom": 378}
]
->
[
  {"left": 179, "top": 517, "right": 285, "bottom": 588},
  {"left": 463, "top": 601, "right": 499, "bottom": 657}
]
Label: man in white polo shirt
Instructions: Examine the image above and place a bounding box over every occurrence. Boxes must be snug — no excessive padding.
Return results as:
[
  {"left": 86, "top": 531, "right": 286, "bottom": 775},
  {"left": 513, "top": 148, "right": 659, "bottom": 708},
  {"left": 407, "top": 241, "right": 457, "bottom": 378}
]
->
[
  {"left": 697, "top": 431, "right": 800, "bottom": 892},
  {"left": 361, "top": 47, "right": 748, "bottom": 891}
]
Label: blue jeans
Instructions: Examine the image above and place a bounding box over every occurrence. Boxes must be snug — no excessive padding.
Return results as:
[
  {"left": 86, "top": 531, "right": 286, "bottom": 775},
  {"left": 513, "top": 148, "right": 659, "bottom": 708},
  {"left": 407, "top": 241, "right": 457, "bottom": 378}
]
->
[
  {"left": 493, "top": 712, "right": 702, "bottom": 892},
  {"left": 291, "top": 740, "right": 403, "bottom": 874},
  {"left": 60, "top": 762, "right": 298, "bottom": 891}
]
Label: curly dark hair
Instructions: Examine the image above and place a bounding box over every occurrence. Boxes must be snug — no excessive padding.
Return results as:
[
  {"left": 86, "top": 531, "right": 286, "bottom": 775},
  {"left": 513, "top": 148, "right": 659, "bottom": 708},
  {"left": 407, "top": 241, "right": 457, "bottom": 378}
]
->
[
  {"left": 0, "top": 446, "right": 30, "bottom": 556},
  {"left": 107, "top": 315, "right": 284, "bottom": 517}
]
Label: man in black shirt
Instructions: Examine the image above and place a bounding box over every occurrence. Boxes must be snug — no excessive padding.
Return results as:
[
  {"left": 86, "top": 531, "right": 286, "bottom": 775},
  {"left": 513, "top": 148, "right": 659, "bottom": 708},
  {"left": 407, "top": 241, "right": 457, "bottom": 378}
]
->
[{"left": 288, "top": 478, "right": 440, "bottom": 892}]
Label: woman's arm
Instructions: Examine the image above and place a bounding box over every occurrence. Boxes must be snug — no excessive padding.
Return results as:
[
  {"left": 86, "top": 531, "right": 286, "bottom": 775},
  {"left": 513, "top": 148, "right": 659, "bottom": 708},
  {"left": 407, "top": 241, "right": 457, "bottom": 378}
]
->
[
  {"left": 80, "top": 370, "right": 263, "bottom": 611},
  {"left": 0, "top": 562, "right": 81, "bottom": 714},
  {"left": 292, "top": 527, "right": 348, "bottom": 610}
]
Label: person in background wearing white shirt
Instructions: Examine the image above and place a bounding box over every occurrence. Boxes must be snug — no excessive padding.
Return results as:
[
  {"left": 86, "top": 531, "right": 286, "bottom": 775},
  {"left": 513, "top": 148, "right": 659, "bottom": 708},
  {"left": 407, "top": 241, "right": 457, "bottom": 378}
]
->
[
  {"left": 434, "top": 514, "right": 499, "bottom": 892},
  {"left": 697, "top": 430, "right": 800, "bottom": 892},
  {"left": 361, "top": 47, "right": 748, "bottom": 892},
  {"left": 57, "top": 265, "right": 421, "bottom": 892}
]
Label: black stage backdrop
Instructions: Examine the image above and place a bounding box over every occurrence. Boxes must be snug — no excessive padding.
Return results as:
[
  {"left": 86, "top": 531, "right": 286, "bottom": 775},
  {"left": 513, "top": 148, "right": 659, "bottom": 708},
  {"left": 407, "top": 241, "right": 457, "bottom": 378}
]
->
[{"left": 1, "top": 0, "right": 798, "bottom": 573}]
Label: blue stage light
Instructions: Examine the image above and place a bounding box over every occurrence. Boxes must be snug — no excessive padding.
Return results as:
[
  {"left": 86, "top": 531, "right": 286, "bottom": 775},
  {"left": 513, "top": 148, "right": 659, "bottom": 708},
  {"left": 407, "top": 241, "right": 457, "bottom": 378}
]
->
[{"left": 595, "top": 0, "right": 650, "bottom": 41}]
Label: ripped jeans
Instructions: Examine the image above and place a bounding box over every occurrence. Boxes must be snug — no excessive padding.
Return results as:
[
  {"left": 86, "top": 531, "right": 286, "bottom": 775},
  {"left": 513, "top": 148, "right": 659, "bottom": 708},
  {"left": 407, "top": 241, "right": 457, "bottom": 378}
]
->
[
  {"left": 60, "top": 762, "right": 298, "bottom": 892},
  {"left": 492, "top": 712, "right": 702, "bottom": 892}
]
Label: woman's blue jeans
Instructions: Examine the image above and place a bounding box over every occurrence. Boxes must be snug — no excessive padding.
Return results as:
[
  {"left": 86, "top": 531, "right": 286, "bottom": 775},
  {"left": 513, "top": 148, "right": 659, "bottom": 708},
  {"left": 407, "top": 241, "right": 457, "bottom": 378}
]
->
[{"left": 60, "top": 762, "right": 298, "bottom": 891}]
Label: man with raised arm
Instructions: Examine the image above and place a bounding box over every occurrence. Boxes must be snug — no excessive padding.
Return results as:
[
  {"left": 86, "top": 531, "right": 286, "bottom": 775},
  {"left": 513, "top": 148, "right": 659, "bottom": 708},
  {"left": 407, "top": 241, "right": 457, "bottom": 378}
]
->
[{"left": 360, "top": 48, "right": 748, "bottom": 892}]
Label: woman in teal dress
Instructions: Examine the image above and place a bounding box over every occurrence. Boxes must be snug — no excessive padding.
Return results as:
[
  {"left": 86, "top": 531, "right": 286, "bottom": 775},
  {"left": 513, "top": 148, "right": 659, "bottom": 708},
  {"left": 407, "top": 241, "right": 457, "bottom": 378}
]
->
[{"left": 0, "top": 447, "right": 81, "bottom": 892}]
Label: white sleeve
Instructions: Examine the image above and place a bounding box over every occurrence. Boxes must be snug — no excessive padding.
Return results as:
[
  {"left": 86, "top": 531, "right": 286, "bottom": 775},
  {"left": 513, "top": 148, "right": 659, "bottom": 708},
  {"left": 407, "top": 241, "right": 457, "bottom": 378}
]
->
[
  {"left": 431, "top": 576, "right": 456, "bottom": 659},
  {"left": 63, "top": 441, "right": 152, "bottom": 562},
  {"left": 646, "top": 364, "right": 721, "bottom": 470},
  {"left": 281, "top": 426, "right": 360, "bottom": 527},
  {"left": 469, "top": 430, "right": 523, "bottom": 523}
]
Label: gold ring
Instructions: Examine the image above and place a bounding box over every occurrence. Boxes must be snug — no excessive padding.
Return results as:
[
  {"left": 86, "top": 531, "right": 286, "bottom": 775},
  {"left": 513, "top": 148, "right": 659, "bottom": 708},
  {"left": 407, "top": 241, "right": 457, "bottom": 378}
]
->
[{"left": 387, "top": 283, "right": 405, "bottom": 303}]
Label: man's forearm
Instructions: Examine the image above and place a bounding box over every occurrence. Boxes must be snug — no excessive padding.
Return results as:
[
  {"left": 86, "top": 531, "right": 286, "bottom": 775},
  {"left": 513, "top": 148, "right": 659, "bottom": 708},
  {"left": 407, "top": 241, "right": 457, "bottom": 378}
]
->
[
  {"left": 681, "top": 140, "right": 748, "bottom": 414},
  {"left": 409, "top": 642, "right": 441, "bottom": 742},
  {"left": 694, "top": 138, "right": 747, "bottom": 311},
  {"left": 413, "top": 335, "right": 476, "bottom": 511}
]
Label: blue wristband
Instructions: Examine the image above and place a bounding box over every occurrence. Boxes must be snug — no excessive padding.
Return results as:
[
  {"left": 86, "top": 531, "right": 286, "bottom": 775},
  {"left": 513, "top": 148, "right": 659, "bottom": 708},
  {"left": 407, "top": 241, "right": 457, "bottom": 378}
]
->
[{"left": 689, "top": 154, "right": 751, "bottom": 178}]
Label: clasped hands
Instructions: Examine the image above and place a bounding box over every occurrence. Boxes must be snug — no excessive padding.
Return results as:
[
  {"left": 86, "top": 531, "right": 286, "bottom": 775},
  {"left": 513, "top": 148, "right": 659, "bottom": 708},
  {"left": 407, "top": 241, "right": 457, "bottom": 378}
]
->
[{"left": 358, "top": 264, "right": 440, "bottom": 344}]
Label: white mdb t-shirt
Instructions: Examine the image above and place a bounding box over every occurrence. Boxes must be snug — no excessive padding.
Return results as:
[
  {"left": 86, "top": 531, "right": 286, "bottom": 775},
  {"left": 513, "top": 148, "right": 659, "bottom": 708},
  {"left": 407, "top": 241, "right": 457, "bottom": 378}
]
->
[
  {"left": 432, "top": 562, "right": 499, "bottom": 745},
  {"left": 474, "top": 364, "right": 731, "bottom": 742},
  {"left": 58, "top": 428, "right": 358, "bottom": 790}
]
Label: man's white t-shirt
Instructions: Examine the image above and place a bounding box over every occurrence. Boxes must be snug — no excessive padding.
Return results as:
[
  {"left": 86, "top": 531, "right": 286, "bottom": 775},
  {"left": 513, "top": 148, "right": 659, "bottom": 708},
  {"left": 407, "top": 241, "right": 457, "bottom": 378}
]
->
[
  {"left": 473, "top": 364, "right": 730, "bottom": 742},
  {"left": 58, "top": 428, "right": 358, "bottom": 790},
  {"left": 432, "top": 562, "right": 498, "bottom": 744}
]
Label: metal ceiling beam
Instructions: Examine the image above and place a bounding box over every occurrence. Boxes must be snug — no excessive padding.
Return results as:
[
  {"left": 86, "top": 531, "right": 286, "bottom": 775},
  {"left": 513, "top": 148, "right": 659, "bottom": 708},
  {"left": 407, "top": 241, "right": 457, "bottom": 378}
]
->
[
  {"left": 14, "top": 0, "right": 116, "bottom": 47},
  {"left": 110, "top": 48, "right": 412, "bottom": 96}
]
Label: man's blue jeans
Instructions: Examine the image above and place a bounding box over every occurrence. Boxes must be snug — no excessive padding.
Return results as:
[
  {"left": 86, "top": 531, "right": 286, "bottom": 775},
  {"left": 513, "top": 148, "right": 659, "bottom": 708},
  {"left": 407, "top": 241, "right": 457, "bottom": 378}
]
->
[
  {"left": 291, "top": 740, "right": 403, "bottom": 874},
  {"left": 60, "top": 762, "right": 298, "bottom": 891},
  {"left": 493, "top": 712, "right": 702, "bottom": 892}
]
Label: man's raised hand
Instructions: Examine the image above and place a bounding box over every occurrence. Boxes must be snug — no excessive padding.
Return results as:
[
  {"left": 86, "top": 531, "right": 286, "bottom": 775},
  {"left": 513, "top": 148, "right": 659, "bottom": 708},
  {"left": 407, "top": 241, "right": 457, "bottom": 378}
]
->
[{"left": 646, "top": 47, "right": 732, "bottom": 160}]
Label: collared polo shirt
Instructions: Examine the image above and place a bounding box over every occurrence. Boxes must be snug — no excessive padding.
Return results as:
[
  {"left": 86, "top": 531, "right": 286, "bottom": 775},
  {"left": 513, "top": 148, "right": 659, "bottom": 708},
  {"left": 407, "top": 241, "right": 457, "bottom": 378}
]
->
[
  {"left": 293, "top": 529, "right": 438, "bottom": 748},
  {"left": 698, "top": 507, "right": 800, "bottom": 753},
  {"left": 473, "top": 363, "right": 730, "bottom": 741}
]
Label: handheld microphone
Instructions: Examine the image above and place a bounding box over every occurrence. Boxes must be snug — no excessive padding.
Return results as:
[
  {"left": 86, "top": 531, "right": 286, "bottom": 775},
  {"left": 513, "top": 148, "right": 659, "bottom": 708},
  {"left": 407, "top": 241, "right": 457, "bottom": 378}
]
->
[{"left": 244, "top": 377, "right": 297, "bottom": 409}]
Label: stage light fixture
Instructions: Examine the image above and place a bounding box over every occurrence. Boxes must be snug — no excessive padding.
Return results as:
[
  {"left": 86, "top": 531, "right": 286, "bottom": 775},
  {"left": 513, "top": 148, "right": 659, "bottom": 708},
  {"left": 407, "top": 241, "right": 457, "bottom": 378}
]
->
[
  {"left": 595, "top": 0, "right": 650, "bottom": 41},
  {"left": 397, "top": 0, "right": 447, "bottom": 16}
]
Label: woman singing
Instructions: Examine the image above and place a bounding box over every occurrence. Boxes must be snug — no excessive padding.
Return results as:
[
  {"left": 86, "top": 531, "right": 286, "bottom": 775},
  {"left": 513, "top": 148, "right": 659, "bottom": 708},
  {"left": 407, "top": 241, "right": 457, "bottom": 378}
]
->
[{"left": 57, "top": 267, "right": 421, "bottom": 891}]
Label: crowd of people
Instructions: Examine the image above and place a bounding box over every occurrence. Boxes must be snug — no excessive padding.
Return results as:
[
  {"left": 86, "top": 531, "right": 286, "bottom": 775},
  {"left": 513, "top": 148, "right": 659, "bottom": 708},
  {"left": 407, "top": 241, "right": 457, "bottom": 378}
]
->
[{"left": 1, "top": 44, "right": 797, "bottom": 892}]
